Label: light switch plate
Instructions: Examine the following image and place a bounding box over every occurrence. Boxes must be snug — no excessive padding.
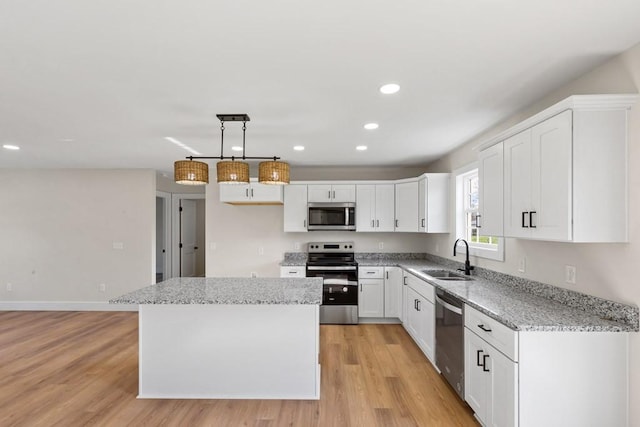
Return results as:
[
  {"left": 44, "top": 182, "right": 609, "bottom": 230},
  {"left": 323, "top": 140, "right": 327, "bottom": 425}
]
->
[
  {"left": 112, "top": 242, "right": 124, "bottom": 250},
  {"left": 565, "top": 265, "right": 576, "bottom": 284},
  {"left": 518, "top": 257, "right": 526, "bottom": 273}
]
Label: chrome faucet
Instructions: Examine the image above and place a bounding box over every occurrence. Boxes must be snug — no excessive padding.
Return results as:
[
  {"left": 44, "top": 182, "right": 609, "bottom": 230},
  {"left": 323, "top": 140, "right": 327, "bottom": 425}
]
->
[{"left": 453, "top": 238, "right": 474, "bottom": 276}]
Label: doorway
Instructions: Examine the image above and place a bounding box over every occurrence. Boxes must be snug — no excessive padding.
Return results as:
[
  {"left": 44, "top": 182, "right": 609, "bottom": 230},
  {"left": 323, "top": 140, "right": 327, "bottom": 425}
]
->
[
  {"left": 156, "top": 191, "right": 171, "bottom": 282},
  {"left": 171, "top": 193, "right": 206, "bottom": 278}
]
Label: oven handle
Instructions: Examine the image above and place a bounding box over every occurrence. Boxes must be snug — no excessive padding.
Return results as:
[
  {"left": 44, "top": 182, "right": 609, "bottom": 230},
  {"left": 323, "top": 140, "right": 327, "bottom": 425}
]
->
[
  {"left": 307, "top": 266, "right": 357, "bottom": 271},
  {"left": 435, "top": 295, "right": 463, "bottom": 315},
  {"left": 323, "top": 279, "right": 358, "bottom": 286}
]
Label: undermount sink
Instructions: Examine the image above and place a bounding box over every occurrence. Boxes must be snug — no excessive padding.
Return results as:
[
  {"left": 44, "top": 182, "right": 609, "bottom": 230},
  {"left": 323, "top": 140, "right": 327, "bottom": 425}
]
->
[{"left": 421, "top": 269, "right": 474, "bottom": 281}]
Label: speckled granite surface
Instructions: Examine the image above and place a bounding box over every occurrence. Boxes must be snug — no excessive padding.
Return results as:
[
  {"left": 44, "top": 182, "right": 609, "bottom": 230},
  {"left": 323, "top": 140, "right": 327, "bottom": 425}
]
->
[
  {"left": 110, "top": 277, "right": 323, "bottom": 305},
  {"left": 280, "top": 252, "right": 307, "bottom": 266}
]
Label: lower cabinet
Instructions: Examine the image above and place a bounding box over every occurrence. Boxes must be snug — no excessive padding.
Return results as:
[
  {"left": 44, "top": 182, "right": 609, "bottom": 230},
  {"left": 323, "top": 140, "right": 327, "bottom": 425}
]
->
[
  {"left": 465, "top": 304, "right": 629, "bottom": 427},
  {"left": 465, "top": 327, "right": 517, "bottom": 427},
  {"left": 403, "top": 274, "right": 435, "bottom": 363},
  {"left": 358, "top": 266, "right": 403, "bottom": 319},
  {"left": 279, "top": 266, "right": 306, "bottom": 277}
]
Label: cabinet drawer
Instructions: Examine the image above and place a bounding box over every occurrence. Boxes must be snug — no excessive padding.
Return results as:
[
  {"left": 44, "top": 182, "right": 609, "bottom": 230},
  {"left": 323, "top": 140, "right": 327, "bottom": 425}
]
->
[
  {"left": 359, "top": 266, "right": 384, "bottom": 279},
  {"left": 405, "top": 273, "right": 434, "bottom": 303},
  {"left": 465, "top": 305, "right": 518, "bottom": 362},
  {"left": 280, "top": 266, "right": 306, "bottom": 278}
]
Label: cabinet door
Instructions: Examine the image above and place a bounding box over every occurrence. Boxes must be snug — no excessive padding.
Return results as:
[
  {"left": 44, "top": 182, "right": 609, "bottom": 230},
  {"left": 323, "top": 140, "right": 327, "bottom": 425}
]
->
[
  {"left": 219, "top": 184, "right": 251, "bottom": 202},
  {"left": 356, "top": 185, "right": 376, "bottom": 232},
  {"left": 384, "top": 267, "right": 402, "bottom": 318},
  {"left": 375, "top": 184, "right": 395, "bottom": 231},
  {"left": 332, "top": 185, "right": 356, "bottom": 203},
  {"left": 406, "top": 287, "right": 421, "bottom": 340},
  {"left": 358, "top": 279, "right": 384, "bottom": 317},
  {"left": 530, "top": 110, "right": 572, "bottom": 241},
  {"left": 307, "top": 184, "right": 332, "bottom": 202},
  {"left": 504, "top": 129, "right": 532, "bottom": 238},
  {"left": 487, "top": 345, "right": 518, "bottom": 427},
  {"left": 249, "top": 182, "right": 283, "bottom": 203},
  {"left": 417, "top": 298, "right": 435, "bottom": 362},
  {"left": 395, "top": 181, "right": 419, "bottom": 232},
  {"left": 478, "top": 142, "right": 504, "bottom": 237},
  {"left": 464, "top": 329, "right": 488, "bottom": 422},
  {"left": 418, "top": 178, "right": 427, "bottom": 232},
  {"left": 284, "top": 185, "right": 308, "bottom": 232}
]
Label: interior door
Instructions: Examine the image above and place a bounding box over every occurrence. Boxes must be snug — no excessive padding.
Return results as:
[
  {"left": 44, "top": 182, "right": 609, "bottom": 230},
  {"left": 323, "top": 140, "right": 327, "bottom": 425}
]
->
[{"left": 180, "top": 199, "right": 197, "bottom": 277}]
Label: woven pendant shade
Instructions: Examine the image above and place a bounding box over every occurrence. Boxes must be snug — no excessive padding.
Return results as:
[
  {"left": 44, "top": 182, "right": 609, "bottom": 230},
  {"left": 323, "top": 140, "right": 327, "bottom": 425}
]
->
[
  {"left": 174, "top": 160, "right": 209, "bottom": 185},
  {"left": 258, "top": 161, "right": 290, "bottom": 185},
  {"left": 217, "top": 160, "right": 250, "bottom": 184}
]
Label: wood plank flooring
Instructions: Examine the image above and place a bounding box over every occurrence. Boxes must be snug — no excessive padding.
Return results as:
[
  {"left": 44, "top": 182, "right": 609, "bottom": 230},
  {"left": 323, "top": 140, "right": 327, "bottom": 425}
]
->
[{"left": 0, "top": 311, "right": 478, "bottom": 426}]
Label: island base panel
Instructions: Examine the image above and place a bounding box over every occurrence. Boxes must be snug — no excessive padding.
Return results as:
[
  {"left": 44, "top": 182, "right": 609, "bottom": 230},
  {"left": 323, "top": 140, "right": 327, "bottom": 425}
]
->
[{"left": 138, "top": 304, "right": 320, "bottom": 399}]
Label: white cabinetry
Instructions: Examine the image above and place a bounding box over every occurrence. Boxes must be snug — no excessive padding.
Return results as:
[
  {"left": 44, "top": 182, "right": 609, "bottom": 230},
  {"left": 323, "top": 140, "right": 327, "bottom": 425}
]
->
[
  {"left": 308, "top": 184, "right": 356, "bottom": 203},
  {"left": 358, "top": 267, "right": 384, "bottom": 317},
  {"left": 356, "top": 184, "right": 395, "bottom": 232},
  {"left": 279, "top": 266, "right": 306, "bottom": 277},
  {"left": 283, "top": 184, "right": 308, "bottom": 232},
  {"left": 465, "top": 306, "right": 518, "bottom": 427},
  {"left": 219, "top": 180, "right": 284, "bottom": 205},
  {"left": 384, "top": 267, "right": 403, "bottom": 318},
  {"left": 418, "top": 174, "right": 449, "bottom": 233},
  {"left": 504, "top": 110, "right": 572, "bottom": 240},
  {"left": 497, "top": 95, "right": 636, "bottom": 242},
  {"left": 478, "top": 142, "right": 504, "bottom": 237},
  {"left": 394, "top": 181, "right": 419, "bottom": 232},
  {"left": 403, "top": 274, "right": 435, "bottom": 363},
  {"left": 464, "top": 304, "right": 629, "bottom": 427}
]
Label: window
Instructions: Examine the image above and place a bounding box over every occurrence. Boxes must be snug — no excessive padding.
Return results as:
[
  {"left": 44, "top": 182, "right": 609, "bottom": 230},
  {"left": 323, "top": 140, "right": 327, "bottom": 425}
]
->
[{"left": 455, "top": 164, "right": 504, "bottom": 261}]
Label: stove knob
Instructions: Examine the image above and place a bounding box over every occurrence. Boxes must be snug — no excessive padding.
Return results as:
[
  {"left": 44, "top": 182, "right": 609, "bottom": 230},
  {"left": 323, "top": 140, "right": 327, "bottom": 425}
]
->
[{"left": 343, "top": 287, "right": 348, "bottom": 292}]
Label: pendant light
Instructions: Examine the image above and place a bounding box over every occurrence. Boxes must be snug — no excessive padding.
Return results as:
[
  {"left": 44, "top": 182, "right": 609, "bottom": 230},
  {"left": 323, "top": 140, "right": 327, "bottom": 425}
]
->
[{"left": 173, "top": 114, "right": 289, "bottom": 185}]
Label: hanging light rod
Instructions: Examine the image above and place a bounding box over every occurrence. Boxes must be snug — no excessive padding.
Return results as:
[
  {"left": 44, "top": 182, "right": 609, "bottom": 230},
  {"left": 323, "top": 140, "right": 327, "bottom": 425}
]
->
[{"left": 173, "top": 113, "right": 290, "bottom": 185}]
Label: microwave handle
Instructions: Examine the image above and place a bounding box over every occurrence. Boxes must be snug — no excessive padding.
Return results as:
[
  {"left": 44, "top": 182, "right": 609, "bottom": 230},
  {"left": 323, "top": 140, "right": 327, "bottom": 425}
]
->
[{"left": 345, "top": 207, "right": 350, "bottom": 226}]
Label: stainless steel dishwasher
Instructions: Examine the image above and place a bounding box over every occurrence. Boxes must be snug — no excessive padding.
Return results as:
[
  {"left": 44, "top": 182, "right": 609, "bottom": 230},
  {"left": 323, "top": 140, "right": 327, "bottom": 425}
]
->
[{"left": 435, "top": 288, "right": 465, "bottom": 400}]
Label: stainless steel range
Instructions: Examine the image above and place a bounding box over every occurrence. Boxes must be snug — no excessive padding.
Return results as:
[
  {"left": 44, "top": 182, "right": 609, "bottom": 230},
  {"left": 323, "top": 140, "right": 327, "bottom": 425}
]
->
[{"left": 305, "top": 241, "right": 358, "bottom": 324}]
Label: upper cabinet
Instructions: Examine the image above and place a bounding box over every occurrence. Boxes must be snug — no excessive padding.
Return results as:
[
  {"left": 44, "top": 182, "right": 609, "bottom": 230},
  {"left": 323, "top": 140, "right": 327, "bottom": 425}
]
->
[
  {"left": 356, "top": 184, "right": 395, "bottom": 232},
  {"left": 484, "top": 94, "right": 637, "bottom": 242},
  {"left": 478, "top": 142, "right": 504, "bottom": 237},
  {"left": 307, "top": 184, "right": 356, "bottom": 203},
  {"left": 219, "top": 180, "right": 284, "bottom": 205},
  {"left": 395, "top": 181, "right": 419, "bottom": 232},
  {"left": 283, "top": 184, "right": 308, "bottom": 232},
  {"left": 418, "top": 174, "right": 449, "bottom": 233}
]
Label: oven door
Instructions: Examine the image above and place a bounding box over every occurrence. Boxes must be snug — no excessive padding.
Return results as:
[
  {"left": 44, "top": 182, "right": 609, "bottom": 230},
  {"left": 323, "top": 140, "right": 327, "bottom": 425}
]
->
[{"left": 322, "top": 279, "right": 358, "bottom": 305}]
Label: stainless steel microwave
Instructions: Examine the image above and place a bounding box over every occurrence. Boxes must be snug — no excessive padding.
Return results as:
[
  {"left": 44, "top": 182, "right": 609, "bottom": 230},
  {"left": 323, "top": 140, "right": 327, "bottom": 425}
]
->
[{"left": 307, "top": 203, "right": 356, "bottom": 231}]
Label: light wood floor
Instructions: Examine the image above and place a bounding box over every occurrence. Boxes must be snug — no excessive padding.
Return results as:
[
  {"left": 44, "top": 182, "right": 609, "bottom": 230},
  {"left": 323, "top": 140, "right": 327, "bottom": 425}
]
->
[{"left": 0, "top": 311, "right": 478, "bottom": 426}]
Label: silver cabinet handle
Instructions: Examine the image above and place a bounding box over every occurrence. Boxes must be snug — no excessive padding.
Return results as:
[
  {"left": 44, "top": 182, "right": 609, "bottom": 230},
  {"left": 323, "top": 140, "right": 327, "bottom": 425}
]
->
[
  {"left": 376, "top": 219, "right": 379, "bottom": 227},
  {"left": 332, "top": 190, "right": 336, "bottom": 199},
  {"left": 251, "top": 188, "right": 254, "bottom": 198},
  {"left": 386, "top": 271, "right": 389, "bottom": 280},
  {"left": 421, "top": 218, "right": 425, "bottom": 228},
  {"left": 304, "top": 219, "right": 306, "bottom": 228},
  {"left": 246, "top": 188, "right": 249, "bottom": 198},
  {"left": 395, "top": 219, "right": 399, "bottom": 227},
  {"left": 371, "top": 219, "right": 375, "bottom": 227},
  {"left": 328, "top": 190, "right": 331, "bottom": 199}
]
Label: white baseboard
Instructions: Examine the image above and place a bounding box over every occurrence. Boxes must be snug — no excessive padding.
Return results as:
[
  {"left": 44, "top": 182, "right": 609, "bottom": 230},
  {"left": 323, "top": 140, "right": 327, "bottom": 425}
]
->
[{"left": 0, "top": 301, "right": 138, "bottom": 312}]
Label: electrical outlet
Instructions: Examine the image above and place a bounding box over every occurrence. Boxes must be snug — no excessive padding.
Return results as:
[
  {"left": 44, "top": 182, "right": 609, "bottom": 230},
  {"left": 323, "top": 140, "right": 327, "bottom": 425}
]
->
[
  {"left": 112, "top": 241, "right": 124, "bottom": 250},
  {"left": 518, "top": 257, "right": 526, "bottom": 273},
  {"left": 294, "top": 242, "right": 300, "bottom": 250},
  {"left": 565, "top": 265, "right": 576, "bottom": 285},
  {"left": 378, "top": 242, "right": 384, "bottom": 250},
  {"left": 98, "top": 283, "right": 106, "bottom": 292},
  {"left": 6, "top": 283, "right": 12, "bottom": 292},
  {"left": 258, "top": 247, "right": 264, "bottom": 255},
  {"left": 251, "top": 272, "right": 257, "bottom": 278}
]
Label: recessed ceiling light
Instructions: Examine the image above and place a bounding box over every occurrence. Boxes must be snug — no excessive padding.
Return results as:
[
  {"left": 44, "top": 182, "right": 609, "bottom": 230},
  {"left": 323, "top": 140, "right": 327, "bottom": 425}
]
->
[
  {"left": 293, "top": 146, "right": 305, "bottom": 151},
  {"left": 2, "top": 144, "right": 20, "bottom": 150},
  {"left": 231, "top": 146, "right": 244, "bottom": 152},
  {"left": 164, "top": 137, "right": 201, "bottom": 156},
  {"left": 379, "top": 83, "right": 400, "bottom": 94},
  {"left": 364, "top": 123, "right": 379, "bottom": 130},
  {"left": 356, "top": 145, "right": 368, "bottom": 151}
]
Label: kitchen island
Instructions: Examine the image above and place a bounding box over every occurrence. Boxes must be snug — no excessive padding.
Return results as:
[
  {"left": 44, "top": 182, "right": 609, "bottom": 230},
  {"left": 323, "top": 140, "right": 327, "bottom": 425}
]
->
[{"left": 110, "top": 277, "right": 323, "bottom": 400}]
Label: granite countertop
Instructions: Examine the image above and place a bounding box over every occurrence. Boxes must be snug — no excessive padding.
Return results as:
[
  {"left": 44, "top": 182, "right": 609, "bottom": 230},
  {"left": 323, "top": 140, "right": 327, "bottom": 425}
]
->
[
  {"left": 280, "top": 252, "right": 638, "bottom": 332},
  {"left": 391, "top": 259, "right": 636, "bottom": 332},
  {"left": 110, "top": 277, "right": 323, "bottom": 305}
]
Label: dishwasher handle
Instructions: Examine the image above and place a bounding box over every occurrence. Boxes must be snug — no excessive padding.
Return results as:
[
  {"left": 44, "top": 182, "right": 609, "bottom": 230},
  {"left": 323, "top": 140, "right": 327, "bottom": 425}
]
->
[{"left": 435, "top": 295, "right": 463, "bottom": 315}]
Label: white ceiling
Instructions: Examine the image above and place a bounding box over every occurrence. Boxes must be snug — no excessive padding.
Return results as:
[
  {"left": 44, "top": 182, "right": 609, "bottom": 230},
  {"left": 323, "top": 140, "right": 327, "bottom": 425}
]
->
[{"left": 2, "top": 0, "right": 640, "bottom": 176}]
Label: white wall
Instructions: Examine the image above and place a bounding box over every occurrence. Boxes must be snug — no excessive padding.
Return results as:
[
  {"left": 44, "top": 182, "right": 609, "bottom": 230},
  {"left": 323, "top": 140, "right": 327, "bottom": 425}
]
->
[
  {"left": 205, "top": 166, "right": 430, "bottom": 277},
  {"left": 0, "top": 169, "right": 155, "bottom": 303},
  {"left": 424, "top": 41, "right": 640, "bottom": 425}
]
